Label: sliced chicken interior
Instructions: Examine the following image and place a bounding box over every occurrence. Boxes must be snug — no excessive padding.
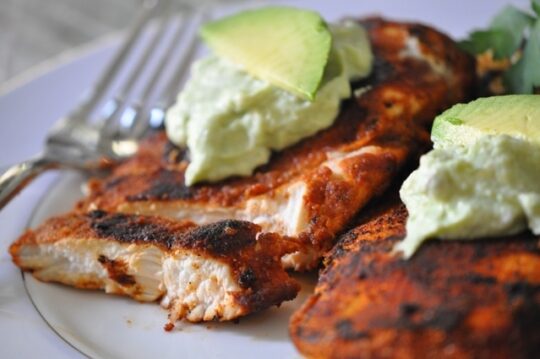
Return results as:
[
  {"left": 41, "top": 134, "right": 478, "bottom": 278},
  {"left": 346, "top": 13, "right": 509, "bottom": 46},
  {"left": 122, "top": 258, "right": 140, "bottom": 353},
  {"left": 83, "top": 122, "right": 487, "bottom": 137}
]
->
[{"left": 10, "top": 211, "right": 299, "bottom": 326}]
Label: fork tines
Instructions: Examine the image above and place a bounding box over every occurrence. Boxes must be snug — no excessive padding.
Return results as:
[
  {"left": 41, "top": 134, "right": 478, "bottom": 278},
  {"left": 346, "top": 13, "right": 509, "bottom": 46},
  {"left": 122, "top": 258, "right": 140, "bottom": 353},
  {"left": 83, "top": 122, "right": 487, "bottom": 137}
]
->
[{"left": 84, "top": 0, "right": 206, "bottom": 158}]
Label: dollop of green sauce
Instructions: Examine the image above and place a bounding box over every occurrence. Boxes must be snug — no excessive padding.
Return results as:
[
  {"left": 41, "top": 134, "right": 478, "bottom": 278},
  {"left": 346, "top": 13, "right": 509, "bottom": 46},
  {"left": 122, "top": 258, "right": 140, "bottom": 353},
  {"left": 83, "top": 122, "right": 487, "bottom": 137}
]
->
[
  {"left": 165, "top": 21, "right": 372, "bottom": 185},
  {"left": 397, "top": 135, "right": 540, "bottom": 258}
]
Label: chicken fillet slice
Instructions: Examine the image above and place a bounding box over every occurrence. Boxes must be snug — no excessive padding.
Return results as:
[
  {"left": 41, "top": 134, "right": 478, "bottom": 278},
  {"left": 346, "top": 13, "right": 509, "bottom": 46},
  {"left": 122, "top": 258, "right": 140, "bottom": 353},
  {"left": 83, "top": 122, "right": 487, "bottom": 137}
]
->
[{"left": 10, "top": 211, "right": 299, "bottom": 326}]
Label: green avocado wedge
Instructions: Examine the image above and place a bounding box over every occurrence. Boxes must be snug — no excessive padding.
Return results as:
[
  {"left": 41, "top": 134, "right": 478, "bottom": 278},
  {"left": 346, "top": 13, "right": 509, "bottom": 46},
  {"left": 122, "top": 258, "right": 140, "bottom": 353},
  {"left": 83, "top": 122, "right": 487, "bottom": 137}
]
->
[
  {"left": 200, "top": 6, "right": 332, "bottom": 101},
  {"left": 431, "top": 95, "right": 540, "bottom": 148}
]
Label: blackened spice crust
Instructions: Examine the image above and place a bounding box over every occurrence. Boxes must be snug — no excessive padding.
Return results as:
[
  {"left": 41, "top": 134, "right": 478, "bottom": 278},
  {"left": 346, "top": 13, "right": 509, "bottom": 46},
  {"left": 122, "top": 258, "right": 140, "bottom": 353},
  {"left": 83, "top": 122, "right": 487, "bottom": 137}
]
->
[
  {"left": 291, "top": 193, "right": 540, "bottom": 359},
  {"left": 88, "top": 212, "right": 258, "bottom": 257},
  {"left": 178, "top": 220, "right": 258, "bottom": 255},
  {"left": 90, "top": 212, "right": 178, "bottom": 249},
  {"left": 127, "top": 169, "right": 194, "bottom": 201}
]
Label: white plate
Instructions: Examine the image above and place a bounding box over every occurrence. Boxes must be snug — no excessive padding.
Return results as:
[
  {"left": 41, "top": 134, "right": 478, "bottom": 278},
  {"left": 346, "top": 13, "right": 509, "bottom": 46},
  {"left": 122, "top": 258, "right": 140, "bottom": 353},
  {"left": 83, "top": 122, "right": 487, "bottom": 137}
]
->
[{"left": 0, "top": 0, "right": 528, "bottom": 357}]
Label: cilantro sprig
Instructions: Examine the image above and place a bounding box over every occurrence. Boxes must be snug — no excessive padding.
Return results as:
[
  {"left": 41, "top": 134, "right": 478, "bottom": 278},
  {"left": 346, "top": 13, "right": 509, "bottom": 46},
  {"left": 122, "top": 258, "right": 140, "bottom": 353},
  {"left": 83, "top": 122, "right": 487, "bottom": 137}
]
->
[{"left": 459, "top": 0, "right": 540, "bottom": 94}]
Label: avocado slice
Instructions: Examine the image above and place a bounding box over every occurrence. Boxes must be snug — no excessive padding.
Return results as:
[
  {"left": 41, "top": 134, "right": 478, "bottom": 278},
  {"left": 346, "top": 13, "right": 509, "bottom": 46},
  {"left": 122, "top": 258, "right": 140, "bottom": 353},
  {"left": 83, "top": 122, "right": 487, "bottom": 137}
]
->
[
  {"left": 200, "top": 6, "right": 332, "bottom": 101},
  {"left": 431, "top": 95, "right": 540, "bottom": 147}
]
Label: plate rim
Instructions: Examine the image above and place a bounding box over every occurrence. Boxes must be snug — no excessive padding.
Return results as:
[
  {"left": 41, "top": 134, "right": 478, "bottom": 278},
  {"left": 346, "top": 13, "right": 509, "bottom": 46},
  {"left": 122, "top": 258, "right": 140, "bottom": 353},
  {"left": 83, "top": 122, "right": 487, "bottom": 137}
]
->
[{"left": 20, "top": 172, "right": 91, "bottom": 358}]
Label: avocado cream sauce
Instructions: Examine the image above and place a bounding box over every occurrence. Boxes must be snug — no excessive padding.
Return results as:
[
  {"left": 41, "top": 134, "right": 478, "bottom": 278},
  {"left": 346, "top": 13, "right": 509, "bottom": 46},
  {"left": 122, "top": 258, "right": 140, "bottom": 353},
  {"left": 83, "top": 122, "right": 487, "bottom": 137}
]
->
[
  {"left": 397, "top": 135, "right": 540, "bottom": 258},
  {"left": 165, "top": 21, "right": 372, "bottom": 185}
]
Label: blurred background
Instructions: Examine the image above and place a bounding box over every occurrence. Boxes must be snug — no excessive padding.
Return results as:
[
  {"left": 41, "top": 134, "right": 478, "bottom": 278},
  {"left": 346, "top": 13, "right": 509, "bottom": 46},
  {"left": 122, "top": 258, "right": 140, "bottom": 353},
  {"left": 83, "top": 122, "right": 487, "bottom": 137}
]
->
[{"left": 0, "top": 0, "right": 241, "bottom": 86}]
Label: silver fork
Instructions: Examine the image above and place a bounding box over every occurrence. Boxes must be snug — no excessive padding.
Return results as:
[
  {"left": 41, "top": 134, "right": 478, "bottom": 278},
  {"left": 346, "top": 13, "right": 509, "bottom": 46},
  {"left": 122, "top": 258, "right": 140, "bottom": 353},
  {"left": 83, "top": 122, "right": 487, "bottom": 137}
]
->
[{"left": 0, "top": 0, "right": 205, "bottom": 210}]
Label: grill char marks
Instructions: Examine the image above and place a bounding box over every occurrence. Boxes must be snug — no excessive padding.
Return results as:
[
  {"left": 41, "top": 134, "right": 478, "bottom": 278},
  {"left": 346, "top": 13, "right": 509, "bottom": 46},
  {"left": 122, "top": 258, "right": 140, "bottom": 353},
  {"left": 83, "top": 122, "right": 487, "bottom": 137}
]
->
[{"left": 290, "top": 192, "right": 540, "bottom": 359}]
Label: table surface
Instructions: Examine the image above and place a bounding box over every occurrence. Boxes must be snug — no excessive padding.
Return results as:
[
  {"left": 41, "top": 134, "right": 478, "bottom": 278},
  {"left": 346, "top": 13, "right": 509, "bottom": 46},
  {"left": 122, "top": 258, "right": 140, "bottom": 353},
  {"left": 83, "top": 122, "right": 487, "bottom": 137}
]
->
[{"left": 0, "top": 0, "right": 241, "bottom": 86}]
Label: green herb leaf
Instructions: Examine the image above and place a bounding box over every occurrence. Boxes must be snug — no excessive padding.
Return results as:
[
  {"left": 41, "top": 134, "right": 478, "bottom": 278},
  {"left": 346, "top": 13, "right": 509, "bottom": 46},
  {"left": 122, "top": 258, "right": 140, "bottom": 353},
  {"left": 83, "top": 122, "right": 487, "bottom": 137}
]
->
[
  {"left": 460, "top": 2, "right": 540, "bottom": 94},
  {"left": 504, "top": 19, "right": 540, "bottom": 93},
  {"left": 533, "top": 0, "right": 540, "bottom": 16},
  {"left": 458, "top": 29, "right": 515, "bottom": 58},
  {"left": 490, "top": 5, "right": 534, "bottom": 54},
  {"left": 490, "top": 5, "right": 534, "bottom": 33},
  {"left": 504, "top": 56, "right": 526, "bottom": 93},
  {"left": 459, "top": 5, "right": 535, "bottom": 59}
]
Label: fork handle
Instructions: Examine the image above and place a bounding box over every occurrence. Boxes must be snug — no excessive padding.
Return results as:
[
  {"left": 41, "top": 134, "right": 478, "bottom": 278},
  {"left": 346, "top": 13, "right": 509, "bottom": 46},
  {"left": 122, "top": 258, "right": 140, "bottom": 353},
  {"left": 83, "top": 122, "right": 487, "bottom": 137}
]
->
[{"left": 0, "top": 157, "right": 57, "bottom": 210}]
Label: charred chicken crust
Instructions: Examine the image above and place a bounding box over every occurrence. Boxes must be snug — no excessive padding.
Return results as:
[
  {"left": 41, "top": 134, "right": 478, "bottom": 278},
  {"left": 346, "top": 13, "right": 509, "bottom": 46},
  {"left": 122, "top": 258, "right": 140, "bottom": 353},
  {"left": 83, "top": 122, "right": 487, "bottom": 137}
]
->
[
  {"left": 10, "top": 214, "right": 299, "bottom": 323},
  {"left": 77, "top": 17, "right": 476, "bottom": 270},
  {"left": 290, "top": 192, "right": 540, "bottom": 359}
]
